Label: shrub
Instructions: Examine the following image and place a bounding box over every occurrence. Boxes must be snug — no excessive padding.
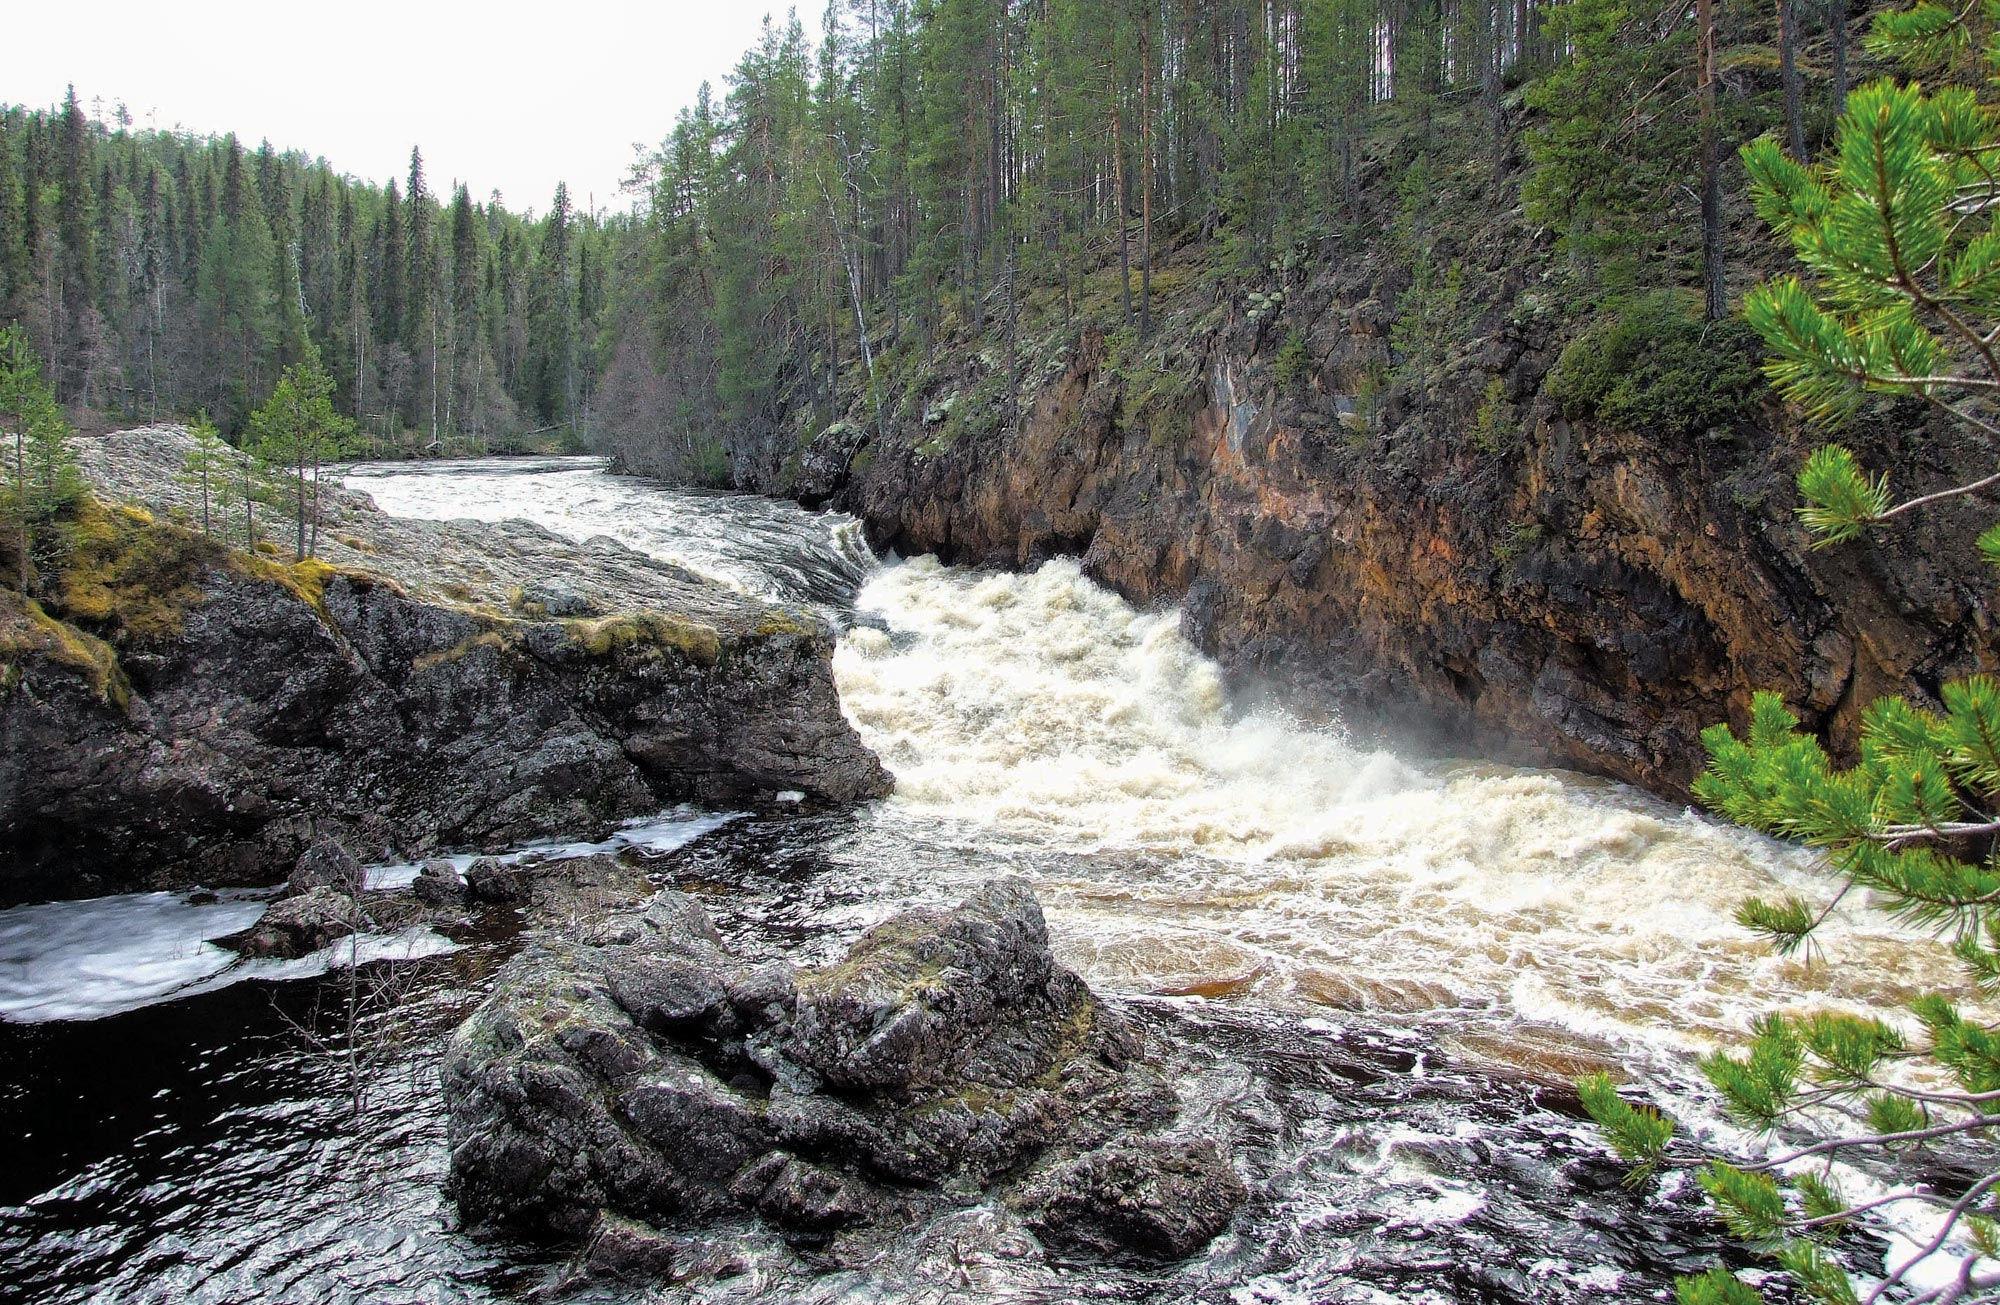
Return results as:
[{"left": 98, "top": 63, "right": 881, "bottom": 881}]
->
[{"left": 1546, "top": 290, "right": 1766, "bottom": 437}]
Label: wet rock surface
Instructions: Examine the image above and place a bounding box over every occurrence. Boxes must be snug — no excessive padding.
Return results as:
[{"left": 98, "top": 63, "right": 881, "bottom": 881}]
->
[
  {"left": 441, "top": 878, "right": 1245, "bottom": 1269},
  {"left": 220, "top": 885, "right": 369, "bottom": 959},
  {"left": 0, "top": 428, "right": 890, "bottom": 903}
]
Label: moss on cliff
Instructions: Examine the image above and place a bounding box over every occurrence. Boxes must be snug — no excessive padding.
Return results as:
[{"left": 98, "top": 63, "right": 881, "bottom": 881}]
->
[
  {"left": 56, "top": 496, "right": 222, "bottom": 641},
  {"left": 229, "top": 554, "right": 342, "bottom": 618},
  {"left": 565, "top": 611, "right": 723, "bottom": 667},
  {"left": 413, "top": 628, "right": 514, "bottom": 671},
  {"left": 0, "top": 590, "right": 131, "bottom": 707}
]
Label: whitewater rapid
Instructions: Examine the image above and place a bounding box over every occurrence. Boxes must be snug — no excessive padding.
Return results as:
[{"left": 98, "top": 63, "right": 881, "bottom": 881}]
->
[
  {"left": 336, "top": 457, "right": 1984, "bottom": 1076},
  {"left": 6, "top": 455, "right": 1979, "bottom": 1305},
  {"left": 828, "top": 555, "right": 1979, "bottom": 1074}
]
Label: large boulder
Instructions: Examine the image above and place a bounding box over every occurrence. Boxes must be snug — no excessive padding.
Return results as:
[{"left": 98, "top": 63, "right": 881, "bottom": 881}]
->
[
  {"left": 285, "top": 838, "right": 367, "bottom": 897},
  {"left": 1014, "top": 1136, "right": 1249, "bottom": 1261},
  {"left": 440, "top": 879, "right": 1243, "bottom": 1264},
  {"left": 222, "top": 886, "right": 367, "bottom": 959}
]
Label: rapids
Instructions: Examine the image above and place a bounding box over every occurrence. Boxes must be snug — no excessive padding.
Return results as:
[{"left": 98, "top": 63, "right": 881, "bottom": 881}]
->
[{"left": 2, "top": 454, "right": 1983, "bottom": 1303}]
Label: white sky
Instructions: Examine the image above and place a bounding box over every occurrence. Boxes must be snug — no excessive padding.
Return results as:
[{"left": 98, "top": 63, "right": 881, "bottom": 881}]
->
[{"left": 4, "top": 2, "right": 814, "bottom": 219}]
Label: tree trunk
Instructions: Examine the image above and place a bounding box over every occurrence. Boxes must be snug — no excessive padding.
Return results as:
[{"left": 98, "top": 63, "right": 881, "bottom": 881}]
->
[
  {"left": 1780, "top": 0, "right": 1805, "bottom": 160},
  {"left": 15, "top": 427, "right": 28, "bottom": 593},
  {"left": 1005, "top": 244, "right": 1019, "bottom": 426},
  {"left": 1829, "top": 0, "right": 1848, "bottom": 114},
  {"left": 1698, "top": 0, "right": 1725, "bottom": 321},
  {"left": 1140, "top": 3, "right": 1154, "bottom": 338},
  {"left": 1112, "top": 94, "right": 1132, "bottom": 329}
]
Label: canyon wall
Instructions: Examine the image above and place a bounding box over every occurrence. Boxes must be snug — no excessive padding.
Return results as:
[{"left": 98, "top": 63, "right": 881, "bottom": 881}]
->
[{"left": 788, "top": 250, "right": 1995, "bottom": 798}]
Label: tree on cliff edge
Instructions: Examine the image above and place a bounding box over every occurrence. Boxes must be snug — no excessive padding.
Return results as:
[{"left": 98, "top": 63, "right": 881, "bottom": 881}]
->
[
  {"left": 1581, "top": 6, "right": 2000, "bottom": 1302},
  {"left": 248, "top": 344, "right": 353, "bottom": 562},
  {"left": 0, "top": 325, "right": 79, "bottom": 592}
]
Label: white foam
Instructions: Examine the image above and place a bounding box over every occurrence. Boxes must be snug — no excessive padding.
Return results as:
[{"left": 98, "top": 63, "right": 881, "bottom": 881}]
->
[
  {"left": 0, "top": 892, "right": 267, "bottom": 1023},
  {"left": 0, "top": 893, "right": 464, "bottom": 1025},
  {"left": 363, "top": 808, "right": 743, "bottom": 889},
  {"left": 834, "top": 556, "right": 1993, "bottom": 1056}
]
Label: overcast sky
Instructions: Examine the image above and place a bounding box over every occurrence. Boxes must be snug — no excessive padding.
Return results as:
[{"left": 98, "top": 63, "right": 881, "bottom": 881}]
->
[{"left": 4, "top": 2, "right": 812, "bottom": 218}]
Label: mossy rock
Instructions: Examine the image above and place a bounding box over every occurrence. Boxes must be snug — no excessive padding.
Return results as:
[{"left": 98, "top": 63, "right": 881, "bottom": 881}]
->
[
  {"left": 56, "top": 496, "right": 224, "bottom": 642},
  {"left": 0, "top": 590, "right": 130, "bottom": 708},
  {"left": 564, "top": 612, "right": 723, "bottom": 667},
  {"left": 413, "top": 629, "right": 516, "bottom": 672}
]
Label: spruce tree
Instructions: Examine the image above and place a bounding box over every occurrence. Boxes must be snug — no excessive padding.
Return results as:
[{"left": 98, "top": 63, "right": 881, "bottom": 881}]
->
[{"left": 247, "top": 344, "right": 353, "bottom": 561}]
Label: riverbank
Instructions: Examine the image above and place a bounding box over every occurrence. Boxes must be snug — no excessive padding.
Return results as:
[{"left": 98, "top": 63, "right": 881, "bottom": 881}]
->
[{"left": 0, "top": 427, "right": 887, "bottom": 903}]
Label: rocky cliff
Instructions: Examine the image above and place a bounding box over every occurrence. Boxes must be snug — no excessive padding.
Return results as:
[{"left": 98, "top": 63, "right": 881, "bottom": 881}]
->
[
  {"left": 779, "top": 224, "right": 1996, "bottom": 797},
  {"left": 0, "top": 428, "right": 888, "bottom": 904}
]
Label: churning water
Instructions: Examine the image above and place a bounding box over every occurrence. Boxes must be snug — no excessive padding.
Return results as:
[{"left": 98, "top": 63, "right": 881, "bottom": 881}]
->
[{"left": 2, "top": 456, "right": 1982, "bottom": 1303}]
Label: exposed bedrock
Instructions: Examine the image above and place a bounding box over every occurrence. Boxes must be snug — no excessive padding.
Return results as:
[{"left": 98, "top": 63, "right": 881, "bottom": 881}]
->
[
  {"left": 440, "top": 879, "right": 1246, "bottom": 1268},
  {"left": 0, "top": 428, "right": 889, "bottom": 904},
  {"left": 800, "top": 308, "right": 1997, "bottom": 798}
]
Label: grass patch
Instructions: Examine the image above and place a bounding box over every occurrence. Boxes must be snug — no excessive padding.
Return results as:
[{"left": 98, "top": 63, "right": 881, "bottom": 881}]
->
[{"left": 565, "top": 611, "right": 723, "bottom": 666}]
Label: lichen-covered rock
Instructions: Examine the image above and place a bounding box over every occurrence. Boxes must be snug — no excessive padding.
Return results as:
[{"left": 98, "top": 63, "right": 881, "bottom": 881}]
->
[
  {"left": 0, "top": 428, "right": 891, "bottom": 904},
  {"left": 286, "top": 839, "right": 367, "bottom": 897},
  {"left": 440, "top": 880, "right": 1242, "bottom": 1267}
]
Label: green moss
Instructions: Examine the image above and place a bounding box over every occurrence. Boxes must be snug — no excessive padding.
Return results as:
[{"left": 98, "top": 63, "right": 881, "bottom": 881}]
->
[
  {"left": 753, "top": 609, "right": 813, "bottom": 638},
  {"left": 412, "top": 629, "right": 512, "bottom": 671},
  {"left": 1547, "top": 290, "right": 1767, "bottom": 438},
  {"left": 565, "top": 611, "right": 723, "bottom": 666},
  {"left": 56, "top": 496, "right": 223, "bottom": 641},
  {"left": 228, "top": 553, "right": 344, "bottom": 619},
  {"left": 0, "top": 590, "right": 130, "bottom": 707}
]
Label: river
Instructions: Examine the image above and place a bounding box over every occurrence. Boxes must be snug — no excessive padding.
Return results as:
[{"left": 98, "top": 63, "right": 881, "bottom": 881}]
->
[{"left": 0, "top": 456, "right": 1976, "bottom": 1303}]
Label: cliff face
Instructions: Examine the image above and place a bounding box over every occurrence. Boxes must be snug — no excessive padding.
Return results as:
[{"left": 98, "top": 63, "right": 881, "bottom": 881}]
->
[
  {"left": 0, "top": 430, "right": 888, "bottom": 905},
  {"left": 791, "top": 255, "right": 1995, "bottom": 798}
]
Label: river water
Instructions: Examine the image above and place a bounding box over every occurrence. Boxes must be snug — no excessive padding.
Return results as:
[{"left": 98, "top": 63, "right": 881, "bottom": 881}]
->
[{"left": 0, "top": 456, "right": 1979, "bottom": 1303}]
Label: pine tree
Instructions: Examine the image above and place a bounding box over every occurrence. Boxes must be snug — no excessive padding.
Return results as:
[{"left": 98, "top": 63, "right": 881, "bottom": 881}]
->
[
  {"left": 1581, "top": 8, "right": 2000, "bottom": 1300},
  {"left": 178, "top": 411, "right": 232, "bottom": 538},
  {"left": 0, "top": 325, "right": 79, "bottom": 592}
]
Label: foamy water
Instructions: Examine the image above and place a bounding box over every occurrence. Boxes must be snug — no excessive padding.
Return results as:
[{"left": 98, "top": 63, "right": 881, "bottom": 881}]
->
[
  {"left": 5, "top": 455, "right": 1969, "bottom": 1304},
  {"left": 343, "top": 457, "right": 875, "bottom": 612},
  {"left": 832, "top": 555, "right": 1981, "bottom": 1067}
]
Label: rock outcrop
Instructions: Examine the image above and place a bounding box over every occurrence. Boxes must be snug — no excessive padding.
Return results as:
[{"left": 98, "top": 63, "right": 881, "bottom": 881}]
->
[
  {"left": 440, "top": 879, "right": 1244, "bottom": 1266},
  {"left": 788, "top": 276, "right": 1997, "bottom": 799},
  {"left": 0, "top": 428, "right": 889, "bottom": 904}
]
